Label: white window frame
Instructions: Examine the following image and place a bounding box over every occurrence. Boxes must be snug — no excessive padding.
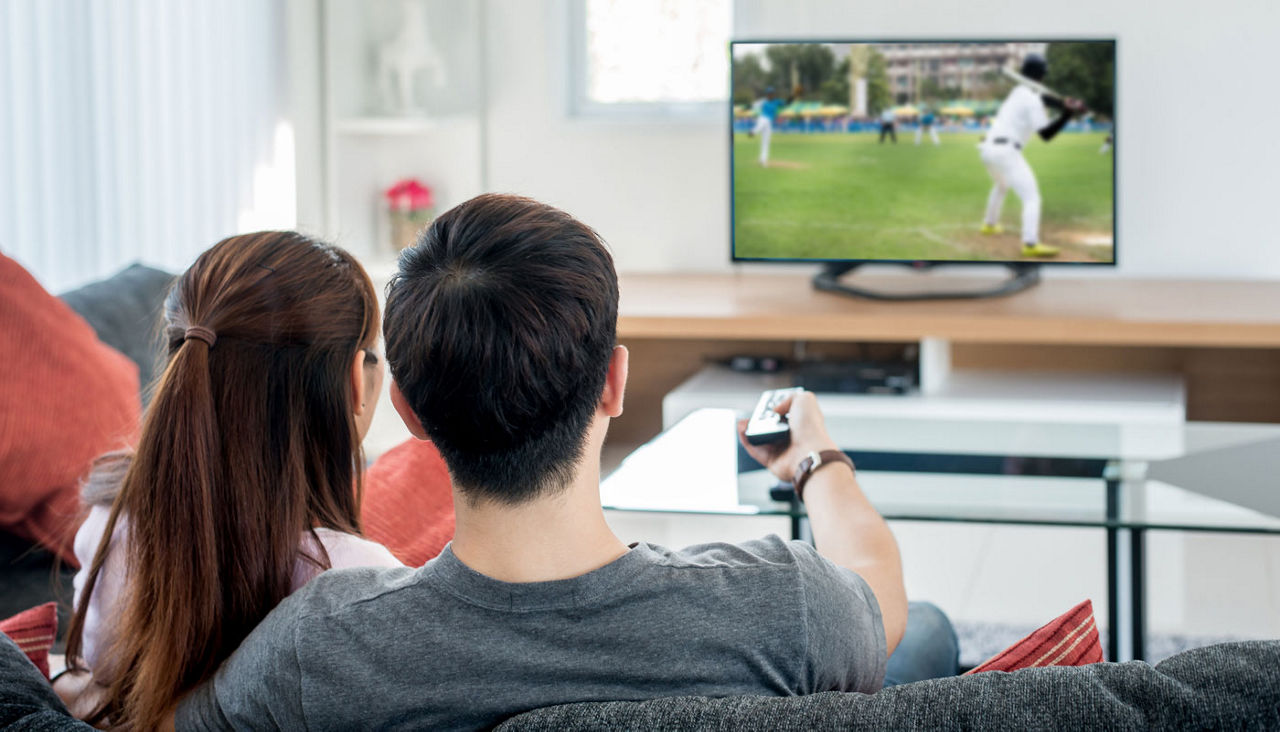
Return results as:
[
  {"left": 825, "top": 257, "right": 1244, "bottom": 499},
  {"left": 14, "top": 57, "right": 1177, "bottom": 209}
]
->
[{"left": 566, "top": 0, "right": 729, "bottom": 122}]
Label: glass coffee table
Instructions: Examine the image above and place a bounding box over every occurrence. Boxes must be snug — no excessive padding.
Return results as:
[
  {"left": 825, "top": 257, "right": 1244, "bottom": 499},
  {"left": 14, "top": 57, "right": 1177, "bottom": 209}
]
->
[{"left": 601, "top": 408, "right": 1280, "bottom": 663}]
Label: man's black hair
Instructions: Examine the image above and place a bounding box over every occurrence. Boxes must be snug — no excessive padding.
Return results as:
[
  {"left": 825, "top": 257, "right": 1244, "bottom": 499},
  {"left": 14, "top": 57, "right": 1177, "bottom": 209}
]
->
[{"left": 383, "top": 193, "right": 619, "bottom": 504}]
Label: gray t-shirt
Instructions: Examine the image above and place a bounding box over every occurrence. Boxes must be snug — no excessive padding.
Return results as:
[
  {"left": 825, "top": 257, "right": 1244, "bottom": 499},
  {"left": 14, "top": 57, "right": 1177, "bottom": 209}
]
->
[{"left": 176, "top": 535, "right": 886, "bottom": 731}]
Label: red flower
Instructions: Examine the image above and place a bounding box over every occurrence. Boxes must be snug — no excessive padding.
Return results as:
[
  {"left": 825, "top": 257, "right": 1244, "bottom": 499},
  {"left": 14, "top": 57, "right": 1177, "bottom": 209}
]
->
[{"left": 384, "top": 178, "right": 433, "bottom": 211}]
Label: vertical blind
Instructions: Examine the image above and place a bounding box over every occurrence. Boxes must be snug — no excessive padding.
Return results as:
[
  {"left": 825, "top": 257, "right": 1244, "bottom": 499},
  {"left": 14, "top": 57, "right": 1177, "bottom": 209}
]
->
[{"left": 0, "top": 0, "right": 290, "bottom": 292}]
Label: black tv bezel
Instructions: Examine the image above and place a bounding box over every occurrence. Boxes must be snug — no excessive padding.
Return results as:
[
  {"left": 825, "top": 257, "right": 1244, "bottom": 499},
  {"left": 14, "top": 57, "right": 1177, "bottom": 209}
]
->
[{"left": 728, "top": 37, "right": 1118, "bottom": 269}]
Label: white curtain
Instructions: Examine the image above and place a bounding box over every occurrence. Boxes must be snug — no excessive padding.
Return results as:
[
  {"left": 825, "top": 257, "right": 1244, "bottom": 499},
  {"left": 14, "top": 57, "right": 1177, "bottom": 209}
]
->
[{"left": 0, "top": 0, "right": 291, "bottom": 292}]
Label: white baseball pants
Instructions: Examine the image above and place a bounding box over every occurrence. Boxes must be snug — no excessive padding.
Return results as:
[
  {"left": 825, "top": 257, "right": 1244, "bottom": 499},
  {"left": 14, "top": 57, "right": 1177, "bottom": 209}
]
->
[
  {"left": 980, "top": 143, "right": 1040, "bottom": 244},
  {"left": 753, "top": 116, "right": 773, "bottom": 165}
]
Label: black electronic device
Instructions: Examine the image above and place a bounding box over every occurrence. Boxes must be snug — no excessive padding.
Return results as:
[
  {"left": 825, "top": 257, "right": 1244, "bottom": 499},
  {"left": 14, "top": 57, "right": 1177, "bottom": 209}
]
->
[
  {"left": 796, "top": 360, "right": 917, "bottom": 394},
  {"left": 744, "top": 387, "right": 803, "bottom": 446}
]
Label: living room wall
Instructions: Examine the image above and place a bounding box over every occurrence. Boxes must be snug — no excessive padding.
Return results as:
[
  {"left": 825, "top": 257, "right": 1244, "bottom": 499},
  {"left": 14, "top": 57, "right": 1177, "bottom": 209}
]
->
[{"left": 479, "top": 0, "right": 1280, "bottom": 280}]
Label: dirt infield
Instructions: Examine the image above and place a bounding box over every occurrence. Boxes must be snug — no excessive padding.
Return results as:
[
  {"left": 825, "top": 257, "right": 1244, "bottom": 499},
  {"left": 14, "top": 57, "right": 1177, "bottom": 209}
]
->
[
  {"left": 761, "top": 159, "right": 810, "bottom": 170},
  {"left": 951, "top": 227, "right": 1115, "bottom": 263}
]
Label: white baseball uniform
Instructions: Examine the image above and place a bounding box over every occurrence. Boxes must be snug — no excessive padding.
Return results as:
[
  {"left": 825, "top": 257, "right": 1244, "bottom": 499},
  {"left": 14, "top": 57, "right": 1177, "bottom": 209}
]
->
[
  {"left": 979, "top": 85, "right": 1050, "bottom": 244},
  {"left": 752, "top": 114, "right": 773, "bottom": 165},
  {"left": 752, "top": 97, "right": 783, "bottom": 165}
]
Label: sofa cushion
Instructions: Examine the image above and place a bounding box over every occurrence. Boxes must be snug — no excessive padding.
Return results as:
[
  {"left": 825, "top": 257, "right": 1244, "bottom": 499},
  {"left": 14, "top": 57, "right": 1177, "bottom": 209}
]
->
[
  {"left": 0, "top": 603, "right": 57, "bottom": 679},
  {"left": 495, "top": 641, "right": 1280, "bottom": 731},
  {"left": 362, "top": 438, "right": 454, "bottom": 566},
  {"left": 0, "top": 254, "right": 140, "bottom": 563},
  {"left": 59, "top": 263, "right": 174, "bottom": 397},
  {"left": 967, "top": 598, "right": 1103, "bottom": 673},
  {"left": 0, "top": 627, "right": 93, "bottom": 731}
]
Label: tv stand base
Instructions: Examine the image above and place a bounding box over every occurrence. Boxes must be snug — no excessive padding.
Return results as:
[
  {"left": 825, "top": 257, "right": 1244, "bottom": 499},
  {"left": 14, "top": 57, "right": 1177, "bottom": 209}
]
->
[{"left": 812, "top": 262, "right": 1041, "bottom": 301}]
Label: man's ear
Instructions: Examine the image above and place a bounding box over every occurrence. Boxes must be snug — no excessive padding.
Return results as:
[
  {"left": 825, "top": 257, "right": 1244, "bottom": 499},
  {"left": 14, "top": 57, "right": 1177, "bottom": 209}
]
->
[
  {"left": 599, "top": 345, "right": 628, "bottom": 419},
  {"left": 390, "top": 381, "right": 430, "bottom": 440}
]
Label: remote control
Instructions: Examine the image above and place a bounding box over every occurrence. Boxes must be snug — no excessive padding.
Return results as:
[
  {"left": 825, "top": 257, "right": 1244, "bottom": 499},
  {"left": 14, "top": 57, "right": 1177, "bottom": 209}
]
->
[{"left": 744, "top": 387, "right": 803, "bottom": 446}]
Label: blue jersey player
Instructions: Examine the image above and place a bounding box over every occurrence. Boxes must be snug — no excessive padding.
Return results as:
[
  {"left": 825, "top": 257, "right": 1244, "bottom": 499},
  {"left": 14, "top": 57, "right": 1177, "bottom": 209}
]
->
[{"left": 750, "top": 88, "right": 786, "bottom": 166}]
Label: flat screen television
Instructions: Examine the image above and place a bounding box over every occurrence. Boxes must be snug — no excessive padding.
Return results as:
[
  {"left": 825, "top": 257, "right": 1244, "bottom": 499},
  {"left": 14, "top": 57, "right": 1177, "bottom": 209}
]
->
[{"left": 730, "top": 39, "right": 1116, "bottom": 299}]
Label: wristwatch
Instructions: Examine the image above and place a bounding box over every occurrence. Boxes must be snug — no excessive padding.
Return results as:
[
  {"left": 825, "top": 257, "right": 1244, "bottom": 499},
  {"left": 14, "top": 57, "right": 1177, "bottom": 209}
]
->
[{"left": 792, "top": 450, "right": 855, "bottom": 502}]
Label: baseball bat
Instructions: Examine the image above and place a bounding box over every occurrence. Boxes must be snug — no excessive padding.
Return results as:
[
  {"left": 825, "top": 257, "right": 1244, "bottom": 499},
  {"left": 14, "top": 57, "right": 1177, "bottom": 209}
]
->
[
  {"left": 1000, "top": 66, "right": 1089, "bottom": 114},
  {"left": 1000, "top": 66, "right": 1062, "bottom": 101}
]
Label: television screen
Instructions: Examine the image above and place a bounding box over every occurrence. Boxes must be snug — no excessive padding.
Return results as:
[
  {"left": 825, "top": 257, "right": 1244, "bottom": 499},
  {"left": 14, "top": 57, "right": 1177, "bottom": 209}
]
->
[{"left": 731, "top": 40, "right": 1116, "bottom": 265}]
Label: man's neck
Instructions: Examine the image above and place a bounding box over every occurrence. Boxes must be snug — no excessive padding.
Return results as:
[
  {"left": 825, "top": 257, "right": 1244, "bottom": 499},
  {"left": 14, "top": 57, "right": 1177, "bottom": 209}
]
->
[{"left": 449, "top": 449, "right": 629, "bottom": 583}]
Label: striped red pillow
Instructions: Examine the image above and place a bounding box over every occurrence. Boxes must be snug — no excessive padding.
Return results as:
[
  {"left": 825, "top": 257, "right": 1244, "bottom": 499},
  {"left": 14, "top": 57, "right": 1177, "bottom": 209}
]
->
[
  {"left": 1, "top": 602, "right": 58, "bottom": 679},
  {"left": 966, "top": 599, "right": 1103, "bottom": 674}
]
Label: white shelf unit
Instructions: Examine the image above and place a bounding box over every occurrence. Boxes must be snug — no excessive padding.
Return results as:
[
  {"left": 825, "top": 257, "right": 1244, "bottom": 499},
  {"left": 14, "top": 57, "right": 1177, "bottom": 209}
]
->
[{"left": 319, "top": 0, "right": 487, "bottom": 265}]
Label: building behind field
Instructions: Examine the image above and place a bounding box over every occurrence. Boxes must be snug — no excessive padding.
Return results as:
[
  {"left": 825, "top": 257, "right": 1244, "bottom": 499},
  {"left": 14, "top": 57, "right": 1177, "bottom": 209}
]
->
[{"left": 878, "top": 42, "right": 1046, "bottom": 105}]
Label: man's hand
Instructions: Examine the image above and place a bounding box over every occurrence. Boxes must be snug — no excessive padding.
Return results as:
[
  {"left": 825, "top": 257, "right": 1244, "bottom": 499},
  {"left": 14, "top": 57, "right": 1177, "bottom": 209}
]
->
[
  {"left": 737, "top": 390, "right": 839, "bottom": 482},
  {"left": 1064, "top": 97, "right": 1087, "bottom": 115}
]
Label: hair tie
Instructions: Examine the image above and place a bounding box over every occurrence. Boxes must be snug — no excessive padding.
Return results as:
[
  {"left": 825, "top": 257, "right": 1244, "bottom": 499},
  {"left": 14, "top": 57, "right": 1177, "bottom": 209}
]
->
[{"left": 184, "top": 325, "right": 217, "bottom": 348}]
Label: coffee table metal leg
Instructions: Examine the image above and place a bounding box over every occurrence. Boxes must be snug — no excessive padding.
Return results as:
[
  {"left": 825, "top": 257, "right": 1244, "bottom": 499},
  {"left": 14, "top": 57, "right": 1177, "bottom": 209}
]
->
[
  {"left": 1106, "top": 479, "right": 1121, "bottom": 663},
  {"left": 1131, "top": 528, "right": 1146, "bottom": 660}
]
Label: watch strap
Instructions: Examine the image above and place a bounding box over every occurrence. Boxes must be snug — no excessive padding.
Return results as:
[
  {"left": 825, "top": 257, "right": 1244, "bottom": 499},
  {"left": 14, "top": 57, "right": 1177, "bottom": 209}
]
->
[{"left": 792, "top": 449, "right": 855, "bottom": 502}]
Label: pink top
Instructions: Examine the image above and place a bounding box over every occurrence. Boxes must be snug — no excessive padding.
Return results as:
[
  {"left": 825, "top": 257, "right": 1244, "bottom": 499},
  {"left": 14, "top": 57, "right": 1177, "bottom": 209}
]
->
[{"left": 72, "top": 504, "right": 402, "bottom": 677}]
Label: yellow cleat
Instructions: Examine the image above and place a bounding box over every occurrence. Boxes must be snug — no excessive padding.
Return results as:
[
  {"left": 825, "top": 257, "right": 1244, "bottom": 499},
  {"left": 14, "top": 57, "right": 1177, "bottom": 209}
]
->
[
  {"left": 980, "top": 224, "right": 1004, "bottom": 235},
  {"left": 1021, "top": 242, "right": 1060, "bottom": 258}
]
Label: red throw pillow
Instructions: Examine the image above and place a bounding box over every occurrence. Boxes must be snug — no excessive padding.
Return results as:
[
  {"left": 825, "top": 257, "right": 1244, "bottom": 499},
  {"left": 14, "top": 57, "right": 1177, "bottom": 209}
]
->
[
  {"left": 0, "top": 255, "right": 141, "bottom": 564},
  {"left": 966, "top": 599, "right": 1104, "bottom": 674},
  {"left": 1, "top": 602, "right": 58, "bottom": 678},
  {"left": 362, "top": 438, "right": 455, "bottom": 567}
]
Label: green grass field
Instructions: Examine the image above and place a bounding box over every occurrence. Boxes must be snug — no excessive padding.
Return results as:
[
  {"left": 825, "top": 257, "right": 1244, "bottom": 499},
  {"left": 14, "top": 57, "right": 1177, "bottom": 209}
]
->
[{"left": 733, "top": 131, "right": 1114, "bottom": 262}]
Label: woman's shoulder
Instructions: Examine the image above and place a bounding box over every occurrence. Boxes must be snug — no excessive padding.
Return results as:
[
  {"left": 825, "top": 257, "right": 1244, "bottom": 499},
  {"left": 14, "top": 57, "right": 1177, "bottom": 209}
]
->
[
  {"left": 314, "top": 528, "right": 403, "bottom": 565},
  {"left": 73, "top": 504, "right": 124, "bottom": 566},
  {"left": 297, "top": 528, "right": 403, "bottom": 579}
]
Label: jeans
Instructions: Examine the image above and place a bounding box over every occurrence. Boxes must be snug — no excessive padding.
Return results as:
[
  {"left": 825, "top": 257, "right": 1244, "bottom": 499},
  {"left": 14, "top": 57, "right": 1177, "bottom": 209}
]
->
[{"left": 883, "top": 601, "right": 960, "bottom": 687}]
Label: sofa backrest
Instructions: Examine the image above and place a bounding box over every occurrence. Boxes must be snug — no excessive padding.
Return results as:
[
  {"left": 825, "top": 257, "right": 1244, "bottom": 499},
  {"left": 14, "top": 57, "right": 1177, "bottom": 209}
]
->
[
  {"left": 496, "top": 641, "right": 1280, "bottom": 731},
  {"left": 60, "top": 263, "right": 174, "bottom": 400}
]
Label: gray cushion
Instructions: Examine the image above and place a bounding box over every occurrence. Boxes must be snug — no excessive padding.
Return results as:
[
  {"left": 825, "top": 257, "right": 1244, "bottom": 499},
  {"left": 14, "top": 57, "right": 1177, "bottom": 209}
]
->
[
  {"left": 496, "top": 641, "right": 1280, "bottom": 731},
  {"left": 59, "top": 263, "right": 174, "bottom": 398}
]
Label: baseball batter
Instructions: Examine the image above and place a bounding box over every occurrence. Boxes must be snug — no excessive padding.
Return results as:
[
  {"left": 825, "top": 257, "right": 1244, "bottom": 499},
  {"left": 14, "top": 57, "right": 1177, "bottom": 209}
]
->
[
  {"left": 978, "top": 54, "right": 1085, "bottom": 258},
  {"left": 749, "top": 87, "right": 785, "bottom": 167}
]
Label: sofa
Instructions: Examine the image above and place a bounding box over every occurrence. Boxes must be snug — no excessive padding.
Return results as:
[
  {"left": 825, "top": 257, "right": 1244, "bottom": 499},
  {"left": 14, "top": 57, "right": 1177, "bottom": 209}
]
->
[
  {"left": 495, "top": 641, "right": 1280, "bottom": 730},
  {"left": 4, "top": 628, "right": 1278, "bottom": 729}
]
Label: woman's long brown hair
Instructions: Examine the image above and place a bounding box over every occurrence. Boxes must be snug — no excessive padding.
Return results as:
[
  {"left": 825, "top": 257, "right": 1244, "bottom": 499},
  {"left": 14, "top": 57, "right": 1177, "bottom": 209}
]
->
[{"left": 64, "top": 232, "right": 380, "bottom": 729}]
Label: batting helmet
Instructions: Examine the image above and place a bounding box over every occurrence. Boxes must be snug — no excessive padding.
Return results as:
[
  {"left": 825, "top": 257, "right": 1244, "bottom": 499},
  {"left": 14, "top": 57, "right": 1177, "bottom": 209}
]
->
[{"left": 1020, "top": 54, "right": 1048, "bottom": 81}]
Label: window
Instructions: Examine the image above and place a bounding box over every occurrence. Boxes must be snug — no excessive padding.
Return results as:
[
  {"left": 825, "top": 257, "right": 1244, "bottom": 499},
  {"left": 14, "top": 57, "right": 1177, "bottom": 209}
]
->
[{"left": 570, "top": 0, "right": 730, "bottom": 117}]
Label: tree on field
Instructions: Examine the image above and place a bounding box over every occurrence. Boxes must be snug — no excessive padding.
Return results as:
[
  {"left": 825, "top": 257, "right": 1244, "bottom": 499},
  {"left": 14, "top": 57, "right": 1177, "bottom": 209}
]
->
[
  {"left": 865, "top": 48, "right": 891, "bottom": 114},
  {"left": 732, "top": 53, "right": 769, "bottom": 105},
  {"left": 819, "top": 57, "right": 851, "bottom": 104},
  {"left": 1045, "top": 42, "right": 1114, "bottom": 118},
  {"left": 764, "top": 44, "right": 837, "bottom": 100}
]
